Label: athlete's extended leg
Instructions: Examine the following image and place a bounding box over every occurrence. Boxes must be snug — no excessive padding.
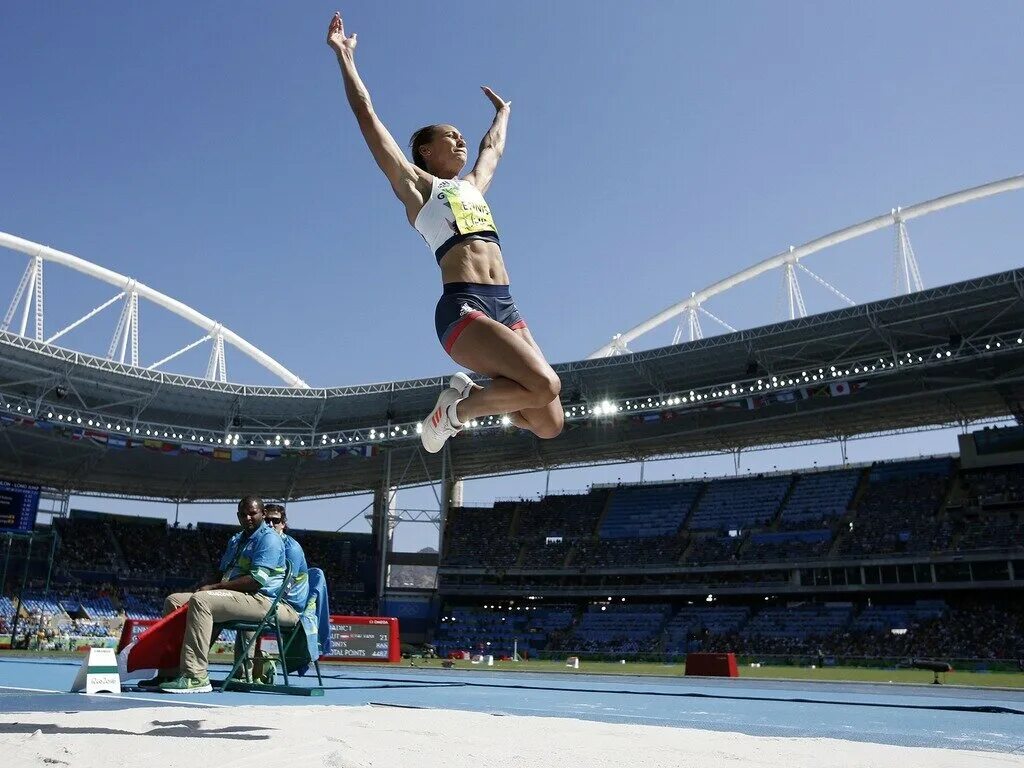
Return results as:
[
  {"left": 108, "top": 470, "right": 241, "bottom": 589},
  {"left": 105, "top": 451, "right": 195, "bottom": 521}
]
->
[{"left": 448, "top": 316, "right": 562, "bottom": 439}]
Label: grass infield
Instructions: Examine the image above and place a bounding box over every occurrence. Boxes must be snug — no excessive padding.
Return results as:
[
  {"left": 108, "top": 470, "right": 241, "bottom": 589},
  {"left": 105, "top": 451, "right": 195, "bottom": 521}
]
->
[{"left": 398, "top": 657, "right": 1024, "bottom": 688}]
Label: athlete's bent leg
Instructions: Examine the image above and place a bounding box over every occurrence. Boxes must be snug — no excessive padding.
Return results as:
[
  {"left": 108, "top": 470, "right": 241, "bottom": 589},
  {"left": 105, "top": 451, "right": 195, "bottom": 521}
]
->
[
  {"left": 506, "top": 326, "right": 563, "bottom": 438},
  {"left": 448, "top": 316, "right": 562, "bottom": 438}
]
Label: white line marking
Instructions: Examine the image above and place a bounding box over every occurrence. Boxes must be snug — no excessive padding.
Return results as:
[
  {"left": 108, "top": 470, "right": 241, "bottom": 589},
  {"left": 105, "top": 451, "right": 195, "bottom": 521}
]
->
[
  {"left": 0, "top": 685, "right": 62, "bottom": 693},
  {"left": 0, "top": 684, "right": 227, "bottom": 708},
  {"left": 92, "top": 692, "right": 229, "bottom": 708}
]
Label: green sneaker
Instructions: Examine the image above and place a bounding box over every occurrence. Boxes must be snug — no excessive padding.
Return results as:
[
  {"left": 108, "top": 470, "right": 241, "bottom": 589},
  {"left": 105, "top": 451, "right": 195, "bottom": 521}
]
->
[
  {"left": 158, "top": 674, "right": 212, "bottom": 694},
  {"left": 137, "top": 675, "right": 172, "bottom": 689}
]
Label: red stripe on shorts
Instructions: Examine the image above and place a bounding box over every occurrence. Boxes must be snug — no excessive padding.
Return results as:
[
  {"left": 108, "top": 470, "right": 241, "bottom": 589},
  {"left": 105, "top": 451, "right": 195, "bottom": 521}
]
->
[{"left": 443, "top": 310, "right": 486, "bottom": 354}]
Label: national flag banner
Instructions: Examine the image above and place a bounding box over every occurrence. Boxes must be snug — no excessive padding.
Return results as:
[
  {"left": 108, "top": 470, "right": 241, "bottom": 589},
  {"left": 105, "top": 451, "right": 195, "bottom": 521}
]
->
[
  {"left": 213, "top": 448, "right": 232, "bottom": 461},
  {"left": 71, "top": 427, "right": 84, "bottom": 440},
  {"left": 829, "top": 381, "right": 852, "bottom": 397},
  {"left": 775, "top": 390, "right": 798, "bottom": 403},
  {"left": 231, "top": 449, "right": 248, "bottom": 462},
  {"left": 144, "top": 439, "right": 163, "bottom": 451},
  {"left": 107, "top": 436, "right": 128, "bottom": 449},
  {"left": 85, "top": 430, "right": 108, "bottom": 445}
]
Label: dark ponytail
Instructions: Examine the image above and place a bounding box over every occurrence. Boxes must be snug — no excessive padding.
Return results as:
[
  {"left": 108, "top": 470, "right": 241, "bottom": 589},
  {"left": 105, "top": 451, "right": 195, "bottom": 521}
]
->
[{"left": 409, "top": 125, "right": 439, "bottom": 172}]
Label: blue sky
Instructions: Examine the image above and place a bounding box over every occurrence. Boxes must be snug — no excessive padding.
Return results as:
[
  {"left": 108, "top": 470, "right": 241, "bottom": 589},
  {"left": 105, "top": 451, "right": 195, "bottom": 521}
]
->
[{"left": 2, "top": 3, "right": 1023, "bottom": 550}]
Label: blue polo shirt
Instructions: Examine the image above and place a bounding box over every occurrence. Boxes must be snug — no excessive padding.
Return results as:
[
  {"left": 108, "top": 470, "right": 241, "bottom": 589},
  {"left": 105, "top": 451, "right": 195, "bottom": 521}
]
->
[
  {"left": 281, "top": 533, "right": 310, "bottom": 612},
  {"left": 219, "top": 523, "right": 286, "bottom": 599}
]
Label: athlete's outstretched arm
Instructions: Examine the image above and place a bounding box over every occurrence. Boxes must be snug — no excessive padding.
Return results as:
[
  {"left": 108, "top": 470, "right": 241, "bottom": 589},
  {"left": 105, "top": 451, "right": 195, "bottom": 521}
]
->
[
  {"left": 327, "top": 13, "right": 424, "bottom": 211},
  {"left": 465, "top": 86, "right": 511, "bottom": 194}
]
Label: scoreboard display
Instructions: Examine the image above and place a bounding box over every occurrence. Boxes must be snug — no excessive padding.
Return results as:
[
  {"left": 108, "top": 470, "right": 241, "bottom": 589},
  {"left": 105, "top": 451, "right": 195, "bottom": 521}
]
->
[
  {"left": 0, "top": 480, "right": 40, "bottom": 534},
  {"left": 325, "top": 615, "right": 400, "bottom": 662}
]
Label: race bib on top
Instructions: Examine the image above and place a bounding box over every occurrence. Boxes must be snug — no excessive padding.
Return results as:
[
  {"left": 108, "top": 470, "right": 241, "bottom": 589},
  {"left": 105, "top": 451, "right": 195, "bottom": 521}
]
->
[{"left": 441, "top": 182, "right": 497, "bottom": 235}]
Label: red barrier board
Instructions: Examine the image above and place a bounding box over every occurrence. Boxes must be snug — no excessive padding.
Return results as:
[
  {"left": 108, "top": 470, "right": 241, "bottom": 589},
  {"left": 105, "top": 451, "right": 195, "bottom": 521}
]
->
[
  {"left": 323, "top": 615, "right": 400, "bottom": 663},
  {"left": 117, "top": 606, "right": 190, "bottom": 672},
  {"left": 684, "top": 652, "right": 739, "bottom": 677},
  {"left": 117, "top": 618, "right": 158, "bottom": 653}
]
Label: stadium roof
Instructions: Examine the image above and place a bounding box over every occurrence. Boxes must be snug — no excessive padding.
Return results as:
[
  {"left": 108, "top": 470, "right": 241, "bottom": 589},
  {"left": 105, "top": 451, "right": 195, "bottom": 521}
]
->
[{"left": 1, "top": 268, "right": 1023, "bottom": 501}]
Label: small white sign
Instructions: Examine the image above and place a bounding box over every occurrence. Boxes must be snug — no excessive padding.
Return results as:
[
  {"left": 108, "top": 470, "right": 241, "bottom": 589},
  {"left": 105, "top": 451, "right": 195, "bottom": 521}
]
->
[{"left": 71, "top": 647, "right": 122, "bottom": 694}]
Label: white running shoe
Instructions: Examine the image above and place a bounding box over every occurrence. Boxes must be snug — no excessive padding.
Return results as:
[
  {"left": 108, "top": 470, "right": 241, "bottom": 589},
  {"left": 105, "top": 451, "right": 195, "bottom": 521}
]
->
[
  {"left": 421, "top": 387, "right": 463, "bottom": 453},
  {"left": 449, "top": 371, "right": 481, "bottom": 398}
]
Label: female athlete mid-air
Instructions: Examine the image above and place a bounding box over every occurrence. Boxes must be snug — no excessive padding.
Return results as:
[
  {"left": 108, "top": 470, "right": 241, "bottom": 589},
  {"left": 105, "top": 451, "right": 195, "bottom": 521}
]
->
[{"left": 327, "top": 12, "right": 563, "bottom": 453}]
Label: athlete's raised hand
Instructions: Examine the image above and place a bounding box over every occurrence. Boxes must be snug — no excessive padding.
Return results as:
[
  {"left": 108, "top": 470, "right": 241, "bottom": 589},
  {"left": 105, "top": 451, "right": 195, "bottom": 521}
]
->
[
  {"left": 481, "top": 86, "right": 511, "bottom": 112},
  {"left": 327, "top": 12, "right": 357, "bottom": 56}
]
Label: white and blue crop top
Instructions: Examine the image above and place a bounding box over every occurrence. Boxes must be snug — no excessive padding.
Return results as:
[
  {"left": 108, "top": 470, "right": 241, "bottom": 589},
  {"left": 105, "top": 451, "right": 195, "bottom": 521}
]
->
[{"left": 413, "top": 176, "right": 500, "bottom": 263}]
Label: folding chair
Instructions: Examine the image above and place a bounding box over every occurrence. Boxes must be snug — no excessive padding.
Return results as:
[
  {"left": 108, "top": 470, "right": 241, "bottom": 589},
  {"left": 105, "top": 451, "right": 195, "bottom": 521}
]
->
[{"left": 218, "top": 563, "right": 324, "bottom": 696}]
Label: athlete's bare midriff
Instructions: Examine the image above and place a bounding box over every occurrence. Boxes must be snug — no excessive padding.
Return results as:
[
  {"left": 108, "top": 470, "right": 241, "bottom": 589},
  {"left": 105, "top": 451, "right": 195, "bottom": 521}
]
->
[
  {"left": 404, "top": 175, "right": 509, "bottom": 285},
  {"left": 438, "top": 238, "right": 510, "bottom": 285}
]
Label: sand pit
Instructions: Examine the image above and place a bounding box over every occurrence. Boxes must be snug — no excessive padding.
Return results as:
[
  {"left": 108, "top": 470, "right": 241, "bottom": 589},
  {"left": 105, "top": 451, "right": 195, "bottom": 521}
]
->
[{"left": 1, "top": 705, "right": 1021, "bottom": 768}]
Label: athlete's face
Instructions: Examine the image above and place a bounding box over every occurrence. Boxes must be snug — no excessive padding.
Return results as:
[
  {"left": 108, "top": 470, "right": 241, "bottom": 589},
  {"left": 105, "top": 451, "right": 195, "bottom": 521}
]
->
[{"left": 422, "top": 125, "right": 467, "bottom": 175}]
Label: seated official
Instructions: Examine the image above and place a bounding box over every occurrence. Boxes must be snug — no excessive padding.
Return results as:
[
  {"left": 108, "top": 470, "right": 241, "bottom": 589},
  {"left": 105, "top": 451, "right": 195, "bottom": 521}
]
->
[
  {"left": 265, "top": 504, "right": 310, "bottom": 614},
  {"left": 139, "top": 496, "right": 298, "bottom": 693}
]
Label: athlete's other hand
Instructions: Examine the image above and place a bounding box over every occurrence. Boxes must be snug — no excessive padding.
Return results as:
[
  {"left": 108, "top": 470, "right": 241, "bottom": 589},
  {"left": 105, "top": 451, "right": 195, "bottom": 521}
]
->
[
  {"left": 481, "top": 86, "right": 511, "bottom": 112},
  {"left": 327, "top": 12, "right": 356, "bottom": 56}
]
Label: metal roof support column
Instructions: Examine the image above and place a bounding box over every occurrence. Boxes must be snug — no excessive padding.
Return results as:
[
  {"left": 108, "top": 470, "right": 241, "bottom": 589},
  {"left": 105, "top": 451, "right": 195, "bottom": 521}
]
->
[
  {"left": 732, "top": 448, "right": 742, "bottom": 475},
  {"left": 688, "top": 306, "right": 703, "bottom": 341},
  {"left": 108, "top": 288, "right": 134, "bottom": 361},
  {"left": 783, "top": 258, "right": 807, "bottom": 320},
  {"left": 32, "top": 257, "right": 44, "bottom": 341},
  {"left": 18, "top": 263, "right": 38, "bottom": 337},
  {"left": 893, "top": 211, "right": 925, "bottom": 295},
  {"left": 439, "top": 443, "right": 457, "bottom": 562},
  {"left": 373, "top": 449, "right": 394, "bottom": 603},
  {"left": 671, "top": 322, "right": 684, "bottom": 346},
  {"left": 44, "top": 522, "right": 58, "bottom": 592},
  {"left": 128, "top": 291, "right": 139, "bottom": 367},
  {"left": 3, "top": 258, "right": 35, "bottom": 333},
  {"left": 838, "top": 435, "right": 849, "bottom": 465},
  {"left": 9, "top": 534, "right": 35, "bottom": 643}
]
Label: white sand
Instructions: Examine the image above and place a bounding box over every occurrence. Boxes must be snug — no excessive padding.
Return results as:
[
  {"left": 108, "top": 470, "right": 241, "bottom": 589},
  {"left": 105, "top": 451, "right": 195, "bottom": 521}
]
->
[{"left": 1, "top": 705, "right": 1020, "bottom": 768}]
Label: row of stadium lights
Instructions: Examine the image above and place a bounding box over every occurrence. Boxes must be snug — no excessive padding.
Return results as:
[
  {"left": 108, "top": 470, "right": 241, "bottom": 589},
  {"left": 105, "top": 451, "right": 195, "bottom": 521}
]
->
[{"left": 8, "top": 335, "right": 1023, "bottom": 449}]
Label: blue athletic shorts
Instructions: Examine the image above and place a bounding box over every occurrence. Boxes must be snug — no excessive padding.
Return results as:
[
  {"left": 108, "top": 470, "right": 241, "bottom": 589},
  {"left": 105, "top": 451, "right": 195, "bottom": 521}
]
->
[{"left": 434, "top": 282, "right": 527, "bottom": 354}]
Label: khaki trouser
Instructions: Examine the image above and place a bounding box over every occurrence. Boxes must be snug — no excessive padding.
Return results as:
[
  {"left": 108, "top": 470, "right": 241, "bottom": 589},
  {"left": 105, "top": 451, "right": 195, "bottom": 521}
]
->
[{"left": 160, "top": 590, "right": 299, "bottom": 679}]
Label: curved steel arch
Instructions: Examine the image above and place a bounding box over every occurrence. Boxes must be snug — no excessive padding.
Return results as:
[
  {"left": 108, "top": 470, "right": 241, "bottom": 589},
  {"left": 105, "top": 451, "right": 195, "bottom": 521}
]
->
[
  {"left": 0, "top": 231, "right": 309, "bottom": 387},
  {"left": 589, "top": 173, "right": 1024, "bottom": 358}
]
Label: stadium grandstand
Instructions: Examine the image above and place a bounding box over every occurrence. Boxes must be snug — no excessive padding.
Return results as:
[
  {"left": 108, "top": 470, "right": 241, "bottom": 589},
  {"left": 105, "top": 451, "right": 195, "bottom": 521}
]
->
[{"left": 434, "top": 452, "right": 1024, "bottom": 665}]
